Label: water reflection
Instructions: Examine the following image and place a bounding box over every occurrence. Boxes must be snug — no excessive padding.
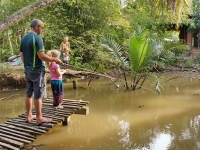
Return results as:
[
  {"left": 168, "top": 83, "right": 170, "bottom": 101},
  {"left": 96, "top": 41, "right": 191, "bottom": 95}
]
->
[
  {"left": 1, "top": 74, "right": 200, "bottom": 150},
  {"left": 108, "top": 115, "right": 132, "bottom": 149},
  {"left": 150, "top": 133, "right": 173, "bottom": 150}
]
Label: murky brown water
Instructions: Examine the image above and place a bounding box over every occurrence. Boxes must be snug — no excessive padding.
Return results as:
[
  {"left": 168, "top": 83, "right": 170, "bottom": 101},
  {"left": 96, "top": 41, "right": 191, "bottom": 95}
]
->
[{"left": 1, "top": 73, "right": 200, "bottom": 150}]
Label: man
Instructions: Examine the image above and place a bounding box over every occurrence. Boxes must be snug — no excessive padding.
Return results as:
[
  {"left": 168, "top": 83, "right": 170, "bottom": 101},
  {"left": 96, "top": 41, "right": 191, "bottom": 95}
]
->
[{"left": 20, "top": 19, "right": 63, "bottom": 125}]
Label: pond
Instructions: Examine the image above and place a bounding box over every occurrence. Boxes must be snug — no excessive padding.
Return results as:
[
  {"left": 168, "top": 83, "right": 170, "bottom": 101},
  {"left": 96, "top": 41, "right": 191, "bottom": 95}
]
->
[{"left": 1, "top": 72, "right": 200, "bottom": 150}]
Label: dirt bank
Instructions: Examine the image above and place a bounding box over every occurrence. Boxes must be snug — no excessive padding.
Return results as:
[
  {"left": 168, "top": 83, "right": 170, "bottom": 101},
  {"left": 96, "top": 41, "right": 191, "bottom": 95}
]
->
[
  {"left": 0, "top": 65, "right": 50, "bottom": 90},
  {"left": 0, "top": 64, "right": 200, "bottom": 91}
]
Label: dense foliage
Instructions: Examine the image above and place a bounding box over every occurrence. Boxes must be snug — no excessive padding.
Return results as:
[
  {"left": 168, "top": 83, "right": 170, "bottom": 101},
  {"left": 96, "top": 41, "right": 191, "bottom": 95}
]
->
[
  {"left": 1, "top": 0, "right": 199, "bottom": 91},
  {"left": 0, "top": 0, "right": 122, "bottom": 70}
]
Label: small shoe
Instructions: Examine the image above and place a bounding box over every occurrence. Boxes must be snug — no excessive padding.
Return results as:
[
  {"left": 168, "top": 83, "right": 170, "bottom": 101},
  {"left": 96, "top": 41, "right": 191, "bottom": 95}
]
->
[{"left": 54, "top": 105, "right": 64, "bottom": 109}]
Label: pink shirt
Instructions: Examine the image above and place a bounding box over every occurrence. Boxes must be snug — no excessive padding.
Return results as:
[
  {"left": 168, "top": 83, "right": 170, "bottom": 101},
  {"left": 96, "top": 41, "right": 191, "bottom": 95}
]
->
[{"left": 49, "top": 62, "right": 62, "bottom": 80}]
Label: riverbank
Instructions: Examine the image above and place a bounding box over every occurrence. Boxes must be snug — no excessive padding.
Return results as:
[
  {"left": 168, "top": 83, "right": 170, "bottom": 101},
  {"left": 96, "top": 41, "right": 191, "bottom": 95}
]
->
[
  {"left": 1, "top": 62, "right": 200, "bottom": 91},
  {"left": 0, "top": 64, "right": 50, "bottom": 90}
]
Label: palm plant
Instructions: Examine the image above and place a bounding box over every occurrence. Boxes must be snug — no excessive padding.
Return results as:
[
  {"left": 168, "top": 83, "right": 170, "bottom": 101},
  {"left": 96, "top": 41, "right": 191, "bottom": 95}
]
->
[
  {"left": 152, "top": 0, "right": 192, "bottom": 28},
  {"left": 100, "top": 27, "right": 160, "bottom": 91},
  {"left": 101, "top": 27, "right": 188, "bottom": 92},
  {"left": 100, "top": 27, "right": 156, "bottom": 90},
  {"left": 129, "top": 28, "right": 152, "bottom": 90},
  {"left": 100, "top": 35, "right": 130, "bottom": 89}
]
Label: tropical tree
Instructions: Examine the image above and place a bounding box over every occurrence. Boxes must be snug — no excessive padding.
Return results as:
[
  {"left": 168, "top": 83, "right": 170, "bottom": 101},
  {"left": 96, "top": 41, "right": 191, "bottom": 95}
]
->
[
  {"left": 153, "top": 0, "right": 192, "bottom": 28},
  {"left": 101, "top": 26, "right": 188, "bottom": 92},
  {"left": 100, "top": 27, "right": 155, "bottom": 91},
  {"left": 122, "top": 0, "right": 191, "bottom": 34},
  {"left": 0, "top": 0, "right": 123, "bottom": 67},
  {"left": 100, "top": 35, "right": 130, "bottom": 89},
  {"left": 188, "top": 0, "right": 200, "bottom": 49},
  {"left": 129, "top": 28, "right": 152, "bottom": 90}
]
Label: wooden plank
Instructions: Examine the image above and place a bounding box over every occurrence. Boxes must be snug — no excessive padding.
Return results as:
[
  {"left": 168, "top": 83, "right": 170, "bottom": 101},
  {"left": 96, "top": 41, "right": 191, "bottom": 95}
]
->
[
  {"left": 0, "top": 141, "right": 20, "bottom": 150},
  {"left": 63, "top": 101, "right": 89, "bottom": 105},
  {"left": 5, "top": 121, "right": 46, "bottom": 134},
  {"left": 18, "top": 113, "right": 64, "bottom": 122},
  {"left": 40, "top": 106, "right": 75, "bottom": 112},
  {"left": 63, "top": 103, "right": 88, "bottom": 108},
  {"left": 42, "top": 101, "right": 86, "bottom": 107},
  {"left": 0, "top": 129, "right": 35, "bottom": 142},
  {"left": 41, "top": 107, "right": 77, "bottom": 114},
  {"left": 0, "top": 125, "right": 35, "bottom": 139},
  {"left": 42, "top": 105, "right": 76, "bottom": 111},
  {"left": 44, "top": 97, "right": 89, "bottom": 104},
  {"left": 43, "top": 100, "right": 88, "bottom": 105},
  {"left": 0, "top": 136, "right": 24, "bottom": 148},
  {"left": 1, "top": 124, "right": 41, "bottom": 135},
  {"left": 74, "top": 106, "right": 89, "bottom": 115},
  {"left": 19, "top": 119, "right": 55, "bottom": 128},
  {"left": 39, "top": 113, "right": 65, "bottom": 122},
  {"left": 26, "top": 114, "right": 64, "bottom": 123},
  {"left": 40, "top": 110, "right": 70, "bottom": 116},
  {"left": 7, "top": 118, "right": 50, "bottom": 131},
  {"left": 41, "top": 108, "right": 74, "bottom": 115},
  {"left": 42, "top": 103, "right": 82, "bottom": 109},
  {"left": 0, "top": 97, "right": 89, "bottom": 149},
  {"left": 44, "top": 113, "right": 70, "bottom": 118},
  {"left": 12, "top": 116, "right": 56, "bottom": 128},
  {"left": 18, "top": 114, "right": 63, "bottom": 125},
  {"left": 43, "top": 100, "right": 87, "bottom": 106},
  {"left": 0, "top": 133, "right": 31, "bottom": 144},
  {"left": 62, "top": 103, "right": 85, "bottom": 107},
  {"left": 20, "top": 106, "right": 77, "bottom": 114}
]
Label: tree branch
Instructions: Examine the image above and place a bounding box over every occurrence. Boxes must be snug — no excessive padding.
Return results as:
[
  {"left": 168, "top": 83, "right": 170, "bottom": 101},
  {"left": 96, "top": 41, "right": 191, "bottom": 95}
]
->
[{"left": 0, "top": 0, "right": 58, "bottom": 32}]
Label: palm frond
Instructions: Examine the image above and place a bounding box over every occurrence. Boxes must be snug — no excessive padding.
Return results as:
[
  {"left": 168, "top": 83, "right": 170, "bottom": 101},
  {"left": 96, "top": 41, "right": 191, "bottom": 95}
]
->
[
  {"left": 129, "top": 29, "right": 151, "bottom": 74},
  {"left": 100, "top": 35, "right": 129, "bottom": 69}
]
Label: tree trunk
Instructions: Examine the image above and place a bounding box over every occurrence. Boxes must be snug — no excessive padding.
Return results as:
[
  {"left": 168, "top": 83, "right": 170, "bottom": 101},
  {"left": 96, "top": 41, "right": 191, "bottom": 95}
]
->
[
  {"left": 7, "top": 32, "right": 13, "bottom": 54},
  {"left": 0, "top": 0, "right": 58, "bottom": 32}
]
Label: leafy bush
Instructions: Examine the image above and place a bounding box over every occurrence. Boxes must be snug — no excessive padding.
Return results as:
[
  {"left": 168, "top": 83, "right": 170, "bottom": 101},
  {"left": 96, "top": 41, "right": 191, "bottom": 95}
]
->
[
  {"left": 184, "top": 60, "right": 193, "bottom": 67},
  {"left": 0, "top": 64, "right": 13, "bottom": 76},
  {"left": 195, "top": 55, "right": 200, "bottom": 64},
  {"left": 0, "top": 49, "right": 13, "bottom": 62},
  {"left": 164, "top": 55, "right": 183, "bottom": 66}
]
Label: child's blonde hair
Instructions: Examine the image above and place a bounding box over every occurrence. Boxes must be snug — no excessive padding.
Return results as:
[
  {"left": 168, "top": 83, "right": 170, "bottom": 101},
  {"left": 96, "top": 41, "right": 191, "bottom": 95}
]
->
[
  {"left": 46, "top": 50, "right": 61, "bottom": 68},
  {"left": 63, "top": 36, "right": 68, "bottom": 42}
]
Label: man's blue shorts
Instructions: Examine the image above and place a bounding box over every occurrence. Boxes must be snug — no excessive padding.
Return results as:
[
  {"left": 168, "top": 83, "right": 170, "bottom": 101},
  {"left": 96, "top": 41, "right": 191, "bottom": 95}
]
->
[{"left": 25, "top": 70, "right": 46, "bottom": 100}]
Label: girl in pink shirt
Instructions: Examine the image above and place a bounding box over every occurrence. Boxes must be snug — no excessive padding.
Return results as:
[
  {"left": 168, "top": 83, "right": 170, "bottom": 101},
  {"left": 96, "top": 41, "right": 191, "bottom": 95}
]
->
[{"left": 46, "top": 50, "right": 67, "bottom": 109}]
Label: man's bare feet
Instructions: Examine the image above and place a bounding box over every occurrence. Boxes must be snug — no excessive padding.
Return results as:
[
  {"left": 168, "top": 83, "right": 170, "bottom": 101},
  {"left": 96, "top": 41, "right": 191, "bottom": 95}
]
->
[
  {"left": 26, "top": 115, "right": 36, "bottom": 123},
  {"left": 36, "top": 117, "right": 52, "bottom": 126}
]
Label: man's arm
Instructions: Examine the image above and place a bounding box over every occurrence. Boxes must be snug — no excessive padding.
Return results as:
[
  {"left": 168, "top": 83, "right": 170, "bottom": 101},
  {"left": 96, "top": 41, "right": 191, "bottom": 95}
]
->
[
  {"left": 20, "top": 52, "right": 24, "bottom": 64},
  {"left": 37, "top": 51, "right": 63, "bottom": 65}
]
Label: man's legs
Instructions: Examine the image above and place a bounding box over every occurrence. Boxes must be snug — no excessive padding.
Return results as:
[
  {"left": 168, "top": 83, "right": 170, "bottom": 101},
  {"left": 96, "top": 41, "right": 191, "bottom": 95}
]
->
[
  {"left": 34, "top": 98, "right": 42, "bottom": 119},
  {"left": 26, "top": 97, "right": 35, "bottom": 122},
  {"left": 34, "top": 99, "right": 52, "bottom": 125},
  {"left": 26, "top": 71, "right": 52, "bottom": 125}
]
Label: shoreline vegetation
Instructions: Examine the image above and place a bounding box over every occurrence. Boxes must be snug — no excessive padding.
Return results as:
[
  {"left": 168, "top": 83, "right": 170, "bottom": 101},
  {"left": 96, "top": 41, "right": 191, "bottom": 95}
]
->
[
  {"left": 0, "top": 63, "right": 200, "bottom": 91},
  {"left": 0, "top": 64, "right": 50, "bottom": 90}
]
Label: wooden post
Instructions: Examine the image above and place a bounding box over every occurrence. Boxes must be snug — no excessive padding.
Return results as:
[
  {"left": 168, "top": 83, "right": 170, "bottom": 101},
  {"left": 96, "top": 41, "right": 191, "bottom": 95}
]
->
[
  {"left": 62, "top": 116, "right": 70, "bottom": 126},
  {"left": 75, "top": 106, "right": 89, "bottom": 115},
  {"left": 88, "top": 64, "right": 99, "bottom": 85},
  {"left": 72, "top": 80, "right": 77, "bottom": 89}
]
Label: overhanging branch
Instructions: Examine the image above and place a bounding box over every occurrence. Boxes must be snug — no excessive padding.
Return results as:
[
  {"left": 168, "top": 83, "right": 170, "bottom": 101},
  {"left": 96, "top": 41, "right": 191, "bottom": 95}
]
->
[{"left": 0, "top": 0, "right": 58, "bottom": 32}]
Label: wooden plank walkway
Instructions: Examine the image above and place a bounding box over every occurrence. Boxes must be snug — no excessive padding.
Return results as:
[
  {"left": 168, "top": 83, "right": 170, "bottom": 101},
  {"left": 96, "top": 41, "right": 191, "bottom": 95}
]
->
[{"left": 0, "top": 97, "right": 89, "bottom": 150}]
